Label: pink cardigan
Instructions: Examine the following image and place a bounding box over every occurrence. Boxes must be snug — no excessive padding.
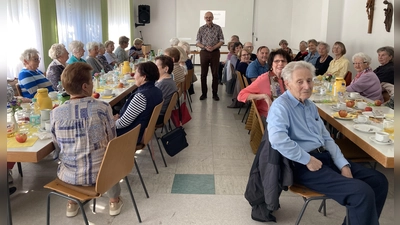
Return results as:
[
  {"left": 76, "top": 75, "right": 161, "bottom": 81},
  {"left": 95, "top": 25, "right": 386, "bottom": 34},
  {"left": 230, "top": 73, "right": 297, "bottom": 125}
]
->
[{"left": 237, "top": 72, "right": 285, "bottom": 117}]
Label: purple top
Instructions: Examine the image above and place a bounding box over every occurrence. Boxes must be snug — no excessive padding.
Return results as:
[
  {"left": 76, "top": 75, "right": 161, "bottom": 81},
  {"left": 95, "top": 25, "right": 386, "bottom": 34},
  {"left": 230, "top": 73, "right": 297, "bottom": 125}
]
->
[{"left": 346, "top": 69, "right": 383, "bottom": 102}]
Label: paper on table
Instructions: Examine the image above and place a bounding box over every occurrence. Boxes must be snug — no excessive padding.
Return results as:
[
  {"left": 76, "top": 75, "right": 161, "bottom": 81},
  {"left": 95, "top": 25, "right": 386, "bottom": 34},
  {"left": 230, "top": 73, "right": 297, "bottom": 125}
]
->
[{"left": 7, "top": 136, "right": 39, "bottom": 148}]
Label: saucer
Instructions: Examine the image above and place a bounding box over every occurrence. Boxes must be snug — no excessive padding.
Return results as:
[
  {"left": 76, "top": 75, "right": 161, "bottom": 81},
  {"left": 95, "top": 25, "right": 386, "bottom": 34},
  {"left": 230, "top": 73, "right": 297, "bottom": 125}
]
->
[
  {"left": 39, "top": 128, "right": 51, "bottom": 133},
  {"left": 353, "top": 124, "right": 381, "bottom": 133},
  {"left": 368, "top": 136, "right": 393, "bottom": 145},
  {"left": 352, "top": 119, "right": 371, "bottom": 124},
  {"left": 332, "top": 112, "right": 356, "bottom": 120},
  {"left": 362, "top": 112, "right": 384, "bottom": 119},
  {"left": 331, "top": 106, "right": 354, "bottom": 112},
  {"left": 101, "top": 93, "right": 115, "bottom": 97}
]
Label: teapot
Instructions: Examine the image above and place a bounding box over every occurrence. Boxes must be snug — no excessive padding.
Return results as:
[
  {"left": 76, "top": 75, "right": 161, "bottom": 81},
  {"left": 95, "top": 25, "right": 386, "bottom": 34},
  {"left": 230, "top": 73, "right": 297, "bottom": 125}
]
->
[{"left": 34, "top": 88, "right": 53, "bottom": 110}]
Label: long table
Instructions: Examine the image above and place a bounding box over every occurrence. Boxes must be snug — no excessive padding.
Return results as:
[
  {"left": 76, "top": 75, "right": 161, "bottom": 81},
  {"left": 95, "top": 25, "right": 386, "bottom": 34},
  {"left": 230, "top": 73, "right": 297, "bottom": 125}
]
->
[
  {"left": 7, "top": 82, "right": 137, "bottom": 163},
  {"left": 311, "top": 95, "right": 394, "bottom": 168}
]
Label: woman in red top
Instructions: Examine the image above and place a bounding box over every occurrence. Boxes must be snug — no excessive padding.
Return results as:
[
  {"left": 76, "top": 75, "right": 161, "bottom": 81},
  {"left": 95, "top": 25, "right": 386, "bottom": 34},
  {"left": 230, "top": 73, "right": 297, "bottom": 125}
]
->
[{"left": 237, "top": 49, "right": 291, "bottom": 117}]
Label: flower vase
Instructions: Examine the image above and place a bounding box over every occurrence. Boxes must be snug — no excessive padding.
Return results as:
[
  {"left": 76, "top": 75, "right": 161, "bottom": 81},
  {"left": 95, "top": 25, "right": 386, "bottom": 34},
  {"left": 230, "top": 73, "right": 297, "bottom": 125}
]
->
[{"left": 7, "top": 110, "right": 18, "bottom": 138}]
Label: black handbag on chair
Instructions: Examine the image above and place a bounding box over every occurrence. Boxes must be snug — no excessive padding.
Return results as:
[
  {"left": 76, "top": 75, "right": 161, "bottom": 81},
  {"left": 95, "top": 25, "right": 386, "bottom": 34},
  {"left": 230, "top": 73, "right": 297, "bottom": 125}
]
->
[{"left": 161, "top": 126, "right": 188, "bottom": 157}]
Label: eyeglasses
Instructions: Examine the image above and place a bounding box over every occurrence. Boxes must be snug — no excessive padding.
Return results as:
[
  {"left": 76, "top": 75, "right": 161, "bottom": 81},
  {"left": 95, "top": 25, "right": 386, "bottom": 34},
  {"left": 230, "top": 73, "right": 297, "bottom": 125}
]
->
[
  {"left": 241, "top": 54, "right": 249, "bottom": 56},
  {"left": 273, "top": 60, "right": 287, "bottom": 63},
  {"left": 352, "top": 62, "right": 366, "bottom": 65},
  {"left": 30, "top": 57, "right": 41, "bottom": 62}
]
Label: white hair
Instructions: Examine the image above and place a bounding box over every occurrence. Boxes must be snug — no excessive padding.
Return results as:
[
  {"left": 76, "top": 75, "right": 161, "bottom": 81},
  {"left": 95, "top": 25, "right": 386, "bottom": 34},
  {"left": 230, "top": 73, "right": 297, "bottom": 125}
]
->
[
  {"left": 170, "top": 37, "right": 180, "bottom": 47},
  {"left": 178, "top": 41, "right": 191, "bottom": 55},
  {"left": 20, "top": 48, "right": 39, "bottom": 62},
  {"left": 68, "top": 40, "right": 84, "bottom": 53},
  {"left": 174, "top": 46, "right": 188, "bottom": 62},
  {"left": 281, "top": 61, "right": 315, "bottom": 82},
  {"left": 86, "top": 42, "right": 99, "bottom": 51},
  {"left": 352, "top": 52, "right": 371, "bottom": 65},
  {"left": 48, "top": 43, "right": 66, "bottom": 59}
]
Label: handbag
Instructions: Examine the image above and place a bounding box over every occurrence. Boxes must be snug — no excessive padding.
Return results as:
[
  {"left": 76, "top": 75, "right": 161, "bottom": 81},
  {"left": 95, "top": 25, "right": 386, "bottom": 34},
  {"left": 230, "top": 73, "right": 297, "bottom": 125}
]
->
[
  {"left": 171, "top": 99, "right": 192, "bottom": 127},
  {"left": 161, "top": 126, "right": 189, "bottom": 157}
]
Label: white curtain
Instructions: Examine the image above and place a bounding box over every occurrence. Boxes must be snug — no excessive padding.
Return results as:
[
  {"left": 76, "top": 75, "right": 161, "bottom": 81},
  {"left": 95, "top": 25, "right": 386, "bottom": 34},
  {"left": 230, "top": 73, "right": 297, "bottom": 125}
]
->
[
  {"left": 107, "top": 0, "right": 131, "bottom": 47},
  {"left": 7, "top": 0, "right": 44, "bottom": 80},
  {"left": 55, "top": 0, "right": 102, "bottom": 59}
]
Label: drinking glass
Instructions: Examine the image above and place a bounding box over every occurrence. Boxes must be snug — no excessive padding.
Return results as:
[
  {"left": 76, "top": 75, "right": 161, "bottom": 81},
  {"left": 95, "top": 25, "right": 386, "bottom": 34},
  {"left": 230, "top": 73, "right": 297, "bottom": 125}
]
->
[{"left": 383, "top": 120, "right": 394, "bottom": 140}]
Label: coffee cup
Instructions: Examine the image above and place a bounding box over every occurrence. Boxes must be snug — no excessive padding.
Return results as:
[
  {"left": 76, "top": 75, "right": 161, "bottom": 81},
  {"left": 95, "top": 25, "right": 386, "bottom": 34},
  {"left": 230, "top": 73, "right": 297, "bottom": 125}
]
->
[
  {"left": 45, "top": 121, "right": 51, "bottom": 131},
  {"left": 375, "top": 132, "right": 389, "bottom": 142},
  {"left": 124, "top": 74, "right": 131, "bottom": 80},
  {"left": 349, "top": 92, "right": 360, "bottom": 99},
  {"left": 337, "top": 103, "right": 346, "bottom": 110},
  {"left": 40, "top": 109, "right": 51, "bottom": 121},
  {"left": 357, "top": 115, "right": 368, "bottom": 123},
  {"left": 356, "top": 101, "right": 367, "bottom": 109},
  {"left": 356, "top": 115, "right": 368, "bottom": 123},
  {"left": 103, "top": 89, "right": 112, "bottom": 96}
]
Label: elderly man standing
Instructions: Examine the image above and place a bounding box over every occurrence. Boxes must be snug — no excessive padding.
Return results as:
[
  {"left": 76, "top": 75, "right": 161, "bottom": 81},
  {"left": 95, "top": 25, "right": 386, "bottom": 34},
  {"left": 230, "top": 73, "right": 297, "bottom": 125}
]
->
[
  {"left": 266, "top": 61, "right": 388, "bottom": 225},
  {"left": 196, "top": 11, "right": 225, "bottom": 101}
]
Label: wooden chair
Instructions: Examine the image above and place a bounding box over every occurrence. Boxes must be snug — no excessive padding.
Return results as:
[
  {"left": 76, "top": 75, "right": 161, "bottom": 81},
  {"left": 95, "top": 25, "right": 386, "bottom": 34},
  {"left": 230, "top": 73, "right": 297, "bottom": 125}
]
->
[
  {"left": 135, "top": 101, "right": 165, "bottom": 174},
  {"left": 289, "top": 184, "right": 349, "bottom": 225},
  {"left": 249, "top": 100, "right": 264, "bottom": 154},
  {"left": 241, "top": 74, "right": 251, "bottom": 122},
  {"left": 44, "top": 125, "right": 142, "bottom": 225},
  {"left": 15, "top": 83, "right": 23, "bottom": 96},
  {"left": 344, "top": 71, "right": 352, "bottom": 86},
  {"left": 184, "top": 69, "right": 193, "bottom": 112},
  {"left": 154, "top": 92, "right": 178, "bottom": 162},
  {"left": 236, "top": 71, "right": 246, "bottom": 115}
]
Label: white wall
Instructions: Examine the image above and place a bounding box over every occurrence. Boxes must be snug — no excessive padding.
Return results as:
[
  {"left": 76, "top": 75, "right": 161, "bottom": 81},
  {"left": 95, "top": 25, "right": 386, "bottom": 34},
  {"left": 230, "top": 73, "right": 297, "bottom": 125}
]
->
[{"left": 130, "top": 0, "right": 394, "bottom": 70}]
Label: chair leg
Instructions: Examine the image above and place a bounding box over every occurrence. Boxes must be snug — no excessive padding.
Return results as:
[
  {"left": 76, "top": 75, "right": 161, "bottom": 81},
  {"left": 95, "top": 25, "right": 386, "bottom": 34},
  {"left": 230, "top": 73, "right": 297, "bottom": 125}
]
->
[
  {"left": 295, "top": 198, "right": 313, "bottom": 225},
  {"left": 187, "top": 98, "right": 193, "bottom": 112},
  {"left": 147, "top": 144, "right": 159, "bottom": 174},
  {"left": 134, "top": 159, "right": 149, "bottom": 198},
  {"left": 345, "top": 208, "right": 349, "bottom": 225},
  {"left": 317, "top": 199, "right": 327, "bottom": 216},
  {"left": 17, "top": 162, "right": 23, "bottom": 177},
  {"left": 92, "top": 198, "right": 96, "bottom": 213},
  {"left": 124, "top": 176, "right": 142, "bottom": 223},
  {"left": 155, "top": 136, "right": 167, "bottom": 167},
  {"left": 241, "top": 104, "right": 251, "bottom": 123},
  {"left": 46, "top": 193, "right": 51, "bottom": 225}
]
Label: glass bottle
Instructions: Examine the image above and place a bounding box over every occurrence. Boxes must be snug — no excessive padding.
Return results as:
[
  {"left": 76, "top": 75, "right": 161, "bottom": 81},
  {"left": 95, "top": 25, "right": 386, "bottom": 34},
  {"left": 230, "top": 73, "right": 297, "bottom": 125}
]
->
[{"left": 7, "top": 108, "right": 18, "bottom": 138}]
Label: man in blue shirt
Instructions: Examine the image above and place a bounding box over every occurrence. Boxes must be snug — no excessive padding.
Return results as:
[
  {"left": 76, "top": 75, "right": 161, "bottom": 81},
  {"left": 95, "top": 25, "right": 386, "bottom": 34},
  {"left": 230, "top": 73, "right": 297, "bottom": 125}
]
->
[
  {"left": 303, "top": 39, "right": 320, "bottom": 66},
  {"left": 245, "top": 46, "right": 269, "bottom": 83},
  {"left": 267, "top": 61, "right": 388, "bottom": 225}
]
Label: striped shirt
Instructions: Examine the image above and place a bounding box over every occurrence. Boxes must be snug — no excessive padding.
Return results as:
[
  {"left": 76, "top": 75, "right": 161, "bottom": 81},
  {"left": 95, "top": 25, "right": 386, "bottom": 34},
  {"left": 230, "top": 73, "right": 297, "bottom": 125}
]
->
[
  {"left": 51, "top": 97, "right": 117, "bottom": 185},
  {"left": 172, "top": 63, "right": 186, "bottom": 84},
  {"left": 115, "top": 93, "right": 146, "bottom": 129},
  {"left": 18, "top": 69, "right": 54, "bottom": 98}
]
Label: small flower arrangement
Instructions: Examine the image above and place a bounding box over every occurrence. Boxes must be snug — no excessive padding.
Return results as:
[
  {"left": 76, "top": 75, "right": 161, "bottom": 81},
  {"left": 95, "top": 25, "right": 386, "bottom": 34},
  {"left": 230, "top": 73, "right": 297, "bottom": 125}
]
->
[
  {"left": 94, "top": 72, "right": 101, "bottom": 79},
  {"left": 324, "top": 74, "right": 335, "bottom": 82},
  {"left": 8, "top": 97, "right": 22, "bottom": 115}
]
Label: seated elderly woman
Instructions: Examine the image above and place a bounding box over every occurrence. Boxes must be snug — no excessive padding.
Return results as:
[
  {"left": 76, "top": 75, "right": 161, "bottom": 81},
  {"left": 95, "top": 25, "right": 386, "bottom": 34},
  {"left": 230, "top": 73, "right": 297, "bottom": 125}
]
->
[
  {"left": 303, "top": 39, "right": 320, "bottom": 66},
  {"left": 97, "top": 42, "right": 114, "bottom": 73},
  {"left": 238, "top": 49, "right": 292, "bottom": 117},
  {"left": 346, "top": 52, "right": 383, "bottom": 102},
  {"left": 279, "top": 39, "right": 293, "bottom": 57},
  {"left": 178, "top": 41, "right": 196, "bottom": 95},
  {"left": 86, "top": 42, "right": 104, "bottom": 74},
  {"left": 315, "top": 41, "right": 333, "bottom": 76},
  {"left": 50, "top": 62, "right": 122, "bottom": 217},
  {"left": 164, "top": 47, "right": 186, "bottom": 85},
  {"left": 293, "top": 40, "right": 308, "bottom": 61},
  {"left": 114, "top": 61, "right": 163, "bottom": 142},
  {"left": 373, "top": 46, "right": 393, "bottom": 84},
  {"left": 114, "top": 36, "right": 130, "bottom": 64},
  {"left": 323, "top": 41, "right": 350, "bottom": 79},
  {"left": 46, "top": 43, "right": 69, "bottom": 91},
  {"left": 18, "top": 48, "right": 54, "bottom": 98},
  {"left": 66, "top": 40, "right": 86, "bottom": 64},
  {"left": 155, "top": 55, "right": 178, "bottom": 124},
  {"left": 104, "top": 40, "right": 118, "bottom": 66},
  {"left": 228, "top": 48, "right": 251, "bottom": 108},
  {"left": 129, "top": 38, "right": 144, "bottom": 60}
]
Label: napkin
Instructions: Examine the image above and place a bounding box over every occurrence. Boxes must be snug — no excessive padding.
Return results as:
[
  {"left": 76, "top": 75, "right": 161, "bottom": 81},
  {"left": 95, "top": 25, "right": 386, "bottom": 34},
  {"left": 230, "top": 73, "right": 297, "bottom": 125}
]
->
[
  {"left": 7, "top": 136, "right": 39, "bottom": 148},
  {"left": 101, "top": 95, "right": 114, "bottom": 99}
]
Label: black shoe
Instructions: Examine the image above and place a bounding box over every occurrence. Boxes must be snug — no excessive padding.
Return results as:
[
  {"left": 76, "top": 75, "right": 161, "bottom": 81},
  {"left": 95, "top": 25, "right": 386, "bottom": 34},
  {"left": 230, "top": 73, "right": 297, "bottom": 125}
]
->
[
  {"left": 212, "top": 95, "right": 220, "bottom": 101},
  {"left": 199, "top": 95, "right": 207, "bottom": 100},
  {"left": 9, "top": 187, "right": 17, "bottom": 195}
]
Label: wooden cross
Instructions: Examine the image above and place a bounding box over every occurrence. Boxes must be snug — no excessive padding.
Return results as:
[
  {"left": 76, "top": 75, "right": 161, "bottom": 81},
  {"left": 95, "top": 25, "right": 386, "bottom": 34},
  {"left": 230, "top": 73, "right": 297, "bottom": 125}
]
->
[{"left": 366, "top": 0, "right": 375, "bottom": 33}]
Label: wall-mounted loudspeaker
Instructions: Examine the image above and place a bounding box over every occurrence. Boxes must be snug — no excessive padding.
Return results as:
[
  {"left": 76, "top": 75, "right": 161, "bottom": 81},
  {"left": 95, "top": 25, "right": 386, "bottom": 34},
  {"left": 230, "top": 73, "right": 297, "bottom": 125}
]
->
[{"left": 138, "top": 5, "right": 150, "bottom": 24}]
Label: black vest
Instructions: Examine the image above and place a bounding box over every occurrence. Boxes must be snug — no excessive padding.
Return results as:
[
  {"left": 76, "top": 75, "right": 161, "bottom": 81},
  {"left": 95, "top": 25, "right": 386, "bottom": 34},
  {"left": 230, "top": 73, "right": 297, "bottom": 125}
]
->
[{"left": 117, "top": 81, "right": 163, "bottom": 143}]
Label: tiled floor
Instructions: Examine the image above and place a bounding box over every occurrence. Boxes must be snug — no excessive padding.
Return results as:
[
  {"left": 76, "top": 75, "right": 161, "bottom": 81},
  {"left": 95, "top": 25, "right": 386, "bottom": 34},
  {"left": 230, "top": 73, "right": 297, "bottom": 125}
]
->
[{"left": 9, "top": 66, "right": 394, "bottom": 224}]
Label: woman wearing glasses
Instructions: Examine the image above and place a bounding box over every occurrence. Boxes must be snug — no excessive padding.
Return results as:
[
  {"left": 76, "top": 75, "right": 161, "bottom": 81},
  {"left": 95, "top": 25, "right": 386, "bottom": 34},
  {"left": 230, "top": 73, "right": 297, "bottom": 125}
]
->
[
  {"left": 18, "top": 48, "right": 54, "bottom": 98},
  {"left": 346, "top": 52, "right": 383, "bottom": 101},
  {"left": 323, "top": 41, "right": 350, "bottom": 79},
  {"left": 237, "top": 49, "right": 291, "bottom": 117}
]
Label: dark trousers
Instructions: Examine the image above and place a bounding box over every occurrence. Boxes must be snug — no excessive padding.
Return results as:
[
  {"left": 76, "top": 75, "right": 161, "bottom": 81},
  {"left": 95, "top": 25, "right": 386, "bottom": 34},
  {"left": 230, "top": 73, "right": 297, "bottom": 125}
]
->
[
  {"left": 200, "top": 49, "right": 220, "bottom": 96},
  {"left": 292, "top": 151, "right": 388, "bottom": 225}
]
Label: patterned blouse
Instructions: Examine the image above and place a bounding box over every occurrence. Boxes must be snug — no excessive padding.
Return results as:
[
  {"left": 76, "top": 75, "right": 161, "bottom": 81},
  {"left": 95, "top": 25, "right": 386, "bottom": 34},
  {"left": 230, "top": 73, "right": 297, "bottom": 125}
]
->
[{"left": 51, "top": 97, "right": 116, "bottom": 185}]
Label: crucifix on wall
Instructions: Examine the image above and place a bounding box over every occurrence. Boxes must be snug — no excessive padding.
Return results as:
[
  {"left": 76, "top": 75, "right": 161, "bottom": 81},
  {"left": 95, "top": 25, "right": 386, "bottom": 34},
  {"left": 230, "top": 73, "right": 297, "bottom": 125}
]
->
[
  {"left": 383, "top": 0, "right": 393, "bottom": 32},
  {"left": 366, "top": 0, "right": 375, "bottom": 33}
]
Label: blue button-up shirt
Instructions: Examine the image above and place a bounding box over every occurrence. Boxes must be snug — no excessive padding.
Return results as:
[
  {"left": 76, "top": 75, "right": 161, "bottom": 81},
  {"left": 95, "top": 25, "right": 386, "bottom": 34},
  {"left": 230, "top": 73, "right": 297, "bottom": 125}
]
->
[
  {"left": 246, "top": 59, "right": 269, "bottom": 81},
  {"left": 267, "top": 91, "right": 348, "bottom": 170},
  {"left": 304, "top": 51, "right": 320, "bottom": 66}
]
